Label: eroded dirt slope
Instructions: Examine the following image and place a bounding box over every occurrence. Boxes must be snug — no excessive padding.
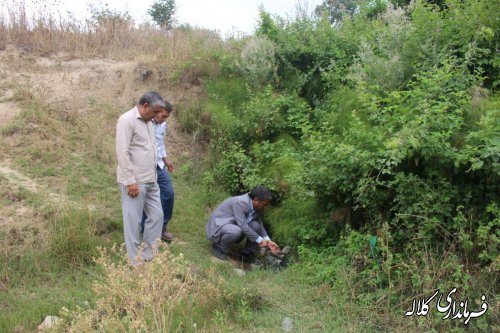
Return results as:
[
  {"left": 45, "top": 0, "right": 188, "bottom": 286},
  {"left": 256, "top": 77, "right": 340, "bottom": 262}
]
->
[{"left": 0, "top": 44, "right": 194, "bottom": 233}]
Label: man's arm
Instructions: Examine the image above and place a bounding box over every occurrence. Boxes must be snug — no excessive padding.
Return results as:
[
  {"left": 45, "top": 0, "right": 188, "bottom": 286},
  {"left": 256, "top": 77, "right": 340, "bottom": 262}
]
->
[
  {"left": 116, "top": 117, "right": 138, "bottom": 196},
  {"left": 163, "top": 157, "right": 174, "bottom": 172},
  {"left": 232, "top": 202, "right": 261, "bottom": 243},
  {"left": 157, "top": 123, "right": 167, "bottom": 160},
  {"left": 158, "top": 123, "right": 174, "bottom": 172},
  {"left": 257, "top": 221, "right": 280, "bottom": 253}
]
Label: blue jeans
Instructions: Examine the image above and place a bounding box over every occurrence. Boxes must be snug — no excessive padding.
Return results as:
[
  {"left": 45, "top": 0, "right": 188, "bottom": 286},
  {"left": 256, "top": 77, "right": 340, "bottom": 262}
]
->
[{"left": 141, "top": 165, "right": 174, "bottom": 233}]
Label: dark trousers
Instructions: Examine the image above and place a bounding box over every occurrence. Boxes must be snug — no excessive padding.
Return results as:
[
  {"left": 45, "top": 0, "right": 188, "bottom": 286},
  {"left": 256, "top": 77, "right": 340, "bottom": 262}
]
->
[
  {"left": 141, "top": 165, "right": 174, "bottom": 233},
  {"left": 214, "top": 222, "right": 265, "bottom": 254}
]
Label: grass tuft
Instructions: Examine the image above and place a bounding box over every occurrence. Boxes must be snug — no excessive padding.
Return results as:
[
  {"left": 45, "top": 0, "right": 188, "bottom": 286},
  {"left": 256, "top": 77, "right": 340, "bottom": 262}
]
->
[{"left": 48, "top": 207, "right": 101, "bottom": 267}]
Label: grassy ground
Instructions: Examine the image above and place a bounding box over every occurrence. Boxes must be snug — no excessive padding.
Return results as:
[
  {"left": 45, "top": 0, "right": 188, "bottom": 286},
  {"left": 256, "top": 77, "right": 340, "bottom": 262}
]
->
[
  {"left": 3, "top": 95, "right": 477, "bottom": 332},
  {"left": 0, "top": 85, "right": 359, "bottom": 332},
  {"left": 1, "top": 51, "right": 488, "bottom": 333},
  {"left": 166, "top": 171, "right": 356, "bottom": 332},
  {"left": 0, "top": 175, "right": 97, "bottom": 332},
  {"left": 2, "top": 4, "right": 495, "bottom": 331},
  {"left": 0, "top": 97, "right": 119, "bottom": 331}
]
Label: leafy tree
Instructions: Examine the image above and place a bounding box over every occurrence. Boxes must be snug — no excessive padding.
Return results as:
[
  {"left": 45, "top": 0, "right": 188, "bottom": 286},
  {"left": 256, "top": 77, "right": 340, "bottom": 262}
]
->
[
  {"left": 88, "top": 2, "right": 132, "bottom": 27},
  {"left": 391, "top": 0, "right": 448, "bottom": 9},
  {"left": 315, "top": 0, "right": 358, "bottom": 25},
  {"left": 255, "top": 8, "right": 282, "bottom": 42},
  {"left": 148, "top": 0, "right": 176, "bottom": 29}
]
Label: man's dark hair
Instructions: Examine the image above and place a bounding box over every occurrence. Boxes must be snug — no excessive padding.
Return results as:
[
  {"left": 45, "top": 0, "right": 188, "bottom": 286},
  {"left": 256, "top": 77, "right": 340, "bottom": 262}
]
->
[
  {"left": 249, "top": 186, "right": 272, "bottom": 201},
  {"left": 164, "top": 100, "right": 173, "bottom": 112},
  {"left": 138, "top": 91, "right": 168, "bottom": 110}
]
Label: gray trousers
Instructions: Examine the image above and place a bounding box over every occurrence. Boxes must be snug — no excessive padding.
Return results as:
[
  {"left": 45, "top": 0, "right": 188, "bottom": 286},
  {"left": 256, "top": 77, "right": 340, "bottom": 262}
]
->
[
  {"left": 212, "top": 222, "right": 264, "bottom": 254},
  {"left": 120, "top": 182, "right": 163, "bottom": 265}
]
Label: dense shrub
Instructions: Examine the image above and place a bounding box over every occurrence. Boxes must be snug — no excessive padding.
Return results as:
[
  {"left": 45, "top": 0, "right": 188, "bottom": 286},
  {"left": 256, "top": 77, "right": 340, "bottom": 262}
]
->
[
  {"left": 238, "top": 36, "right": 276, "bottom": 88},
  {"left": 201, "top": 1, "right": 499, "bottom": 330}
]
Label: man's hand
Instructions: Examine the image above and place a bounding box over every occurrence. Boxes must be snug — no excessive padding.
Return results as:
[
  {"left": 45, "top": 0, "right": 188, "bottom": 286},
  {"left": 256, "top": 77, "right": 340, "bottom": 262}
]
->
[
  {"left": 165, "top": 159, "right": 174, "bottom": 173},
  {"left": 127, "top": 183, "right": 139, "bottom": 197},
  {"left": 268, "top": 241, "right": 280, "bottom": 254},
  {"left": 258, "top": 239, "right": 269, "bottom": 248}
]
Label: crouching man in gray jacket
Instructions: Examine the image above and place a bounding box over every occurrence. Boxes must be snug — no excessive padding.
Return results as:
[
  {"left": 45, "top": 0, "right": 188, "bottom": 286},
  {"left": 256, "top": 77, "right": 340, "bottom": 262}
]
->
[{"left": 206, "top": 186, "right": 280, "bottom": 262}]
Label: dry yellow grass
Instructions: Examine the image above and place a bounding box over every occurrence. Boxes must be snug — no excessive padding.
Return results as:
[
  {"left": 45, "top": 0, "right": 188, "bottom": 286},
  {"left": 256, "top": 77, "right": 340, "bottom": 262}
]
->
[
  {"left": 0, "top": 2, "right": 266, "bottom": 332},
  {"left": 0, "top": 0, "right": 227, "bottom": 65},
  {"left": 65, "top": 244, "right": 226, "bottom": 332}
]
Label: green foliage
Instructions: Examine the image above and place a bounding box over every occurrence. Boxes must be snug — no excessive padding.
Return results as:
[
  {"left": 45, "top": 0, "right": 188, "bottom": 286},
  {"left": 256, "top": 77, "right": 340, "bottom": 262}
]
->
[
  {"left": 315, "top": 0, "right": 358, "bottom": 25},
  {"left": 198, "top": 1, "right": 500, "bottom": 331},
  {"left": 295, "top": 227, "right": 375, "bottom": 288},
  {"left": 213, "top": 142, "right": 271, "bottom": 194},
  {"left": 305, "top": 57, "right": 498, "bottom": 258},
  {"left": 148, "top": 0, "right": 176, "bottom": 29},
  {"left": 207, "top": 77, "right": 249, "bottom": 112},
  {"left": 267, "top": 195, "right": 323, "bottom": 245},
  {"left": 477, "top": 202, "right": 500, "bottom": 271},
  {"left": 462, "top": 96, "right": 500, "bottom": 175},
  {"left": 236, "top": 87, "right": 313, "bottom": 144},
  {"left": 207, "top": 85, "right": 314, "bottom": 195},
  {"left": 255, "top": 8, "right": 282, "bottom": 43},
  {"left": 238, "top": 36, "right": 276, "bottom": 88},
  {"left": 250, "top": 138, "right": 302, "bottom": 196},
  {"left": 409, "top": 0, "right": 500, "bottom": 90},
  {"left": 315, "top": 87, "right": 361, "bottom": 135},
  {"left": 257, "top": 11, "right": 358, "bottom": 103},
  {"left": 349, "top": 4, "right": 415, "bottom": 92},
  {"left": 175, "top": 98, "right": 204, "bottom": 135}
]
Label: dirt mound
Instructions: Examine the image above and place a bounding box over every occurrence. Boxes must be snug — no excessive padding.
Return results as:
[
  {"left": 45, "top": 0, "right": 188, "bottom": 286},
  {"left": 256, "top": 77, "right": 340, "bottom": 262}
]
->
[{"left": 0, "top": 44, "right": 200, "bottom": 235}]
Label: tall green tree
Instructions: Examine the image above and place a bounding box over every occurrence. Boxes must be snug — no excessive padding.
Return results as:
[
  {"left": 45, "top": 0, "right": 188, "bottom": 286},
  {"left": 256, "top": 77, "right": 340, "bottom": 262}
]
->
[
  {"left": 315, "top": 0, "right": 358, "bottom": 25},
  {"left": 148, "top": 0, "right": 176, "bottom": 29}
]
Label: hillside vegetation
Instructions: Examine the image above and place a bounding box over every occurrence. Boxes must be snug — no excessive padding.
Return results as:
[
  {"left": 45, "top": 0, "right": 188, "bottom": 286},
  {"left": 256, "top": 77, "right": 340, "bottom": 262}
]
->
[{"left": 0, "top": 0, "right": 498, "bottom": 332}]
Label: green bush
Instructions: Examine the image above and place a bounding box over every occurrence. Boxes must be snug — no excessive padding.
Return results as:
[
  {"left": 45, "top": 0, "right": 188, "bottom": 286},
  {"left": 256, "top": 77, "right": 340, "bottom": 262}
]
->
[
  {"left": 238, "top": 36, "right": 276, "bottom": 88},
  {"left": 198, "top": 2, "right": 500, "bottom": 330},
  {"left": 213, "top": 141, "right": 263, "bottom": 194},
  {"left": 257, "top": 9, "right": 358, "bottom": 103}
]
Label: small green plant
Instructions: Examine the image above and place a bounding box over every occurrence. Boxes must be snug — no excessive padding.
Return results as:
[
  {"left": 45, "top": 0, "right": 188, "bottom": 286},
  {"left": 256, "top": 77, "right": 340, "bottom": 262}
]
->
[{"left": 211, "top": 309, "right": 227, "bottom": 330}]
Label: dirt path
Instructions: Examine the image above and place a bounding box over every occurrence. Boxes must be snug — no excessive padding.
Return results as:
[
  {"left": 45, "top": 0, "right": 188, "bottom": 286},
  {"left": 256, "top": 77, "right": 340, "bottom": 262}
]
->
[{"left": 0, "top": 160, "right": 39, "bottom": 192}]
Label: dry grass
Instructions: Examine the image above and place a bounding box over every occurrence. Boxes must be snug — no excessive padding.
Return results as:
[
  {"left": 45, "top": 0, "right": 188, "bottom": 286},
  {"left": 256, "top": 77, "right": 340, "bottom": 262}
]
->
[
  {"left": 1, "top": 0, "right": 150, "bottom": 59},
  {"left": 0, "top": 0, "right": 237, "bottom": 156},
  {"left": 64, "top": 244, "right": 227, "bottom": 332},
  {"left": 0, "top": 4, "right": 228, "bottom": 329},
  {"left": 0, "top": 0, "right": 227, "bottom": 65}
]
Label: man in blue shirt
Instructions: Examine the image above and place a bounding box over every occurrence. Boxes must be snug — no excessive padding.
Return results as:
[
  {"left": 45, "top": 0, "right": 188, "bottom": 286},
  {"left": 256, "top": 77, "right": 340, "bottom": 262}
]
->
[
  {"left": 141, "top": 100, "right": 175, "bottom": 242},
  {"left": 206, "top": 186, "right": 279, "bottom": 262}
]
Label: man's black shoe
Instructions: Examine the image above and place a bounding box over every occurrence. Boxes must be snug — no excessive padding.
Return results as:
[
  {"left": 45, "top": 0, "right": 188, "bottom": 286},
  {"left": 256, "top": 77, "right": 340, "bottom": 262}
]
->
[
  {"left": 240, "top": 251, "right": 256, "bottom": 264},
  {"left": 212, "top": 244, "right": 227, "bottom": 261}
]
